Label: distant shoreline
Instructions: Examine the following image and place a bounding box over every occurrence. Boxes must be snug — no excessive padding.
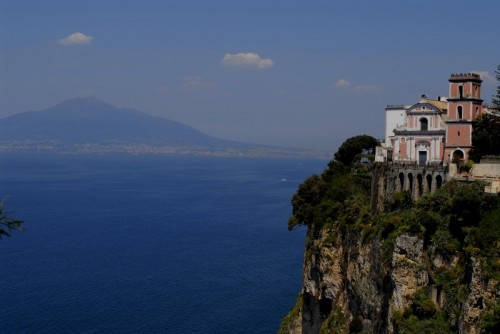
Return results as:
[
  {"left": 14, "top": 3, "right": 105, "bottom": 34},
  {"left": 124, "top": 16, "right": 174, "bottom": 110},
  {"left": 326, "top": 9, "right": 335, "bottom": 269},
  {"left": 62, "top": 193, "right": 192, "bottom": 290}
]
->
[{"left": 0, "top": 142, "right": 332, "bottom": 160}]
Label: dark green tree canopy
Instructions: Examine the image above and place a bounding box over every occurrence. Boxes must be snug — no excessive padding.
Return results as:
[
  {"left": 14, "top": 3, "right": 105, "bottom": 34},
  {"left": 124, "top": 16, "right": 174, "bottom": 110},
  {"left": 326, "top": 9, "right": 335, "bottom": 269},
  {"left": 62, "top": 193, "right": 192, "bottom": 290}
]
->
[
  {"left": 334, "top": 134, "right": 379, "bottom": 166},
  {"left": 470, "top": 113, "right": 500, "bottom": 161},
  {"left": 0, "top": 197, "right": 23, "bottom": 239},
  {"left": 492, "top": 65, "right": 500, "bottom": 113}
]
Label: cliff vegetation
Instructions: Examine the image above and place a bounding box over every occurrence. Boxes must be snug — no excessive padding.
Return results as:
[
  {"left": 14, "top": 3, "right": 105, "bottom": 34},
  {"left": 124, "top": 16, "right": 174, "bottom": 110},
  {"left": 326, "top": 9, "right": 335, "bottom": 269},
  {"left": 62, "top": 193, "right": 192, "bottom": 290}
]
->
[{"left": 279, "top": 135, "right": 500, "bottom": 334}]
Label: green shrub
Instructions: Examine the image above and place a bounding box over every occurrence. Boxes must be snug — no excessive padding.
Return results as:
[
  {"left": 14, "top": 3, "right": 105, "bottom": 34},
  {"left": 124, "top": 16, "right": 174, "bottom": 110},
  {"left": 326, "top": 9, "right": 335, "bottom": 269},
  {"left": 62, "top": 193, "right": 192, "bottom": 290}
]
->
[
  {"left": 320, "top": 307, "right": 348, "bottom": 334},
  {"left": 481, "top": 299, "right": 500, "bottom": 333},
  {"left": 278, "top": 295, "right": 303, "bottom": 334}
]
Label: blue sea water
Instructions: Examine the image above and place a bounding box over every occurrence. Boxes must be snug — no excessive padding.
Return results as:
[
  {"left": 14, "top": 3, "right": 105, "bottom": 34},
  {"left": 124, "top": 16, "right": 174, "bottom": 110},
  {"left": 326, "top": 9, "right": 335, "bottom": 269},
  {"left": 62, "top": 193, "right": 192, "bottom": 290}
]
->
[{"left": 0, "top": 154, "right": 327, "bottom": 333}]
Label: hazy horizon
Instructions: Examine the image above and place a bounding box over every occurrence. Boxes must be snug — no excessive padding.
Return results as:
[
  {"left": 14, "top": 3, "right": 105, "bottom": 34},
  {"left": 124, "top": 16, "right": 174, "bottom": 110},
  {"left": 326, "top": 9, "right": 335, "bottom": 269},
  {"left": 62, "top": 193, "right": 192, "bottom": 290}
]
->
[{"left": 1, "top": 0, "right": 499, "bottom": 150}]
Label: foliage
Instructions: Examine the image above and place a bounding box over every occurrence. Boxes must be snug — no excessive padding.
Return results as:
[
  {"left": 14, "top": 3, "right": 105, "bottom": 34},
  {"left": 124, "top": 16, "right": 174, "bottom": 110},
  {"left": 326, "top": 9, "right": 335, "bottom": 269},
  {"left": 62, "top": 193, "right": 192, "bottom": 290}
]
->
[
  {"left": 410, "top": 289, "right": 437, "bottom": 319},
  {"left": 470, "top": 113, "right": 500, "bottom": 162},
  {"left": 458, "top": 159, "right": 474, "bottom": 173},
  {"left": 388, "top": 191, "right": 413, "bottom": 211},
  {"left": 333, "top": 135, "right": 379, "bottom": 166},
  {"left": 278, "top": 295, "right": 303, "bottom": 334},
  {"left": 289, "top": 135, "right": 377, "bottom": 233},
  {"left": 481, "top": 299, "right": 500, "bottom": 333},
  {"left": 393, "top": 310, "right": 453, "bottom": 334},
  {"left": 491, "top": 65, "right": 500, "bottom": 113},
  {"left": 393, "top": 289, "right": 453, "bottom": 334},
  {"left": 0, "top": 197, "right": 24, "bottom": 239},
  {"left": 467, "top": 208, "right": 500, "bottom": 279},
  {"left": 288, "top": 174, "right": 327, "bottom": 231},
  {"left": 287, "top": 131, "right": 500, "bottom": 332},
  {"left": 320, "top": 307, "right": 348, "bottom": 334},
  {"left": 288, "top": 157, "right": 369, "bottom": 233}
]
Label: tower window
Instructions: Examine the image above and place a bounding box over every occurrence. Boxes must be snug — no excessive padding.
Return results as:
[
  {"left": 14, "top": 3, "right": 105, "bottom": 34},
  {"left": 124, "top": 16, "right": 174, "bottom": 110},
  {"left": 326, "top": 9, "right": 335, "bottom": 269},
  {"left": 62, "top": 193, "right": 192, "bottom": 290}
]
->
[
  {"left": 459, "top": 85, "right": 463, "bottom": 99},
  {"left": 420, "top": 118, "right": 428, "bottom": 131},
  {"left": 457, "top": 106, "right": 463, "bottom": 120},
  {"left": 458, "top": 131, "right": 461, "bottom": 136}
]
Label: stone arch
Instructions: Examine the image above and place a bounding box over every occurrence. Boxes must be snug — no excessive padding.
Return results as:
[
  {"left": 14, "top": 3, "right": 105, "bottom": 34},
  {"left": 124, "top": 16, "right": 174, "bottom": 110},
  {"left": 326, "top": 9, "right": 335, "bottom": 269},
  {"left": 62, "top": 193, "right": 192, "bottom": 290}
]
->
[
  {"left": 398, "top": 172, "right": 405, "bottom": 191},
  {"left": 452, "top": 150, "right": 465, "bottom": 163},
  {"left": 426, "top": 174, "right": 432, "bottom": 193},
  {"left": 436, "top": 175, "right": 443, "bottom": 189},
  {"left": 407, "top": 173, "right": 414, "bottom": 194},
  {"left": 417, "top": 174, "right": 423, "bottom": 197}
]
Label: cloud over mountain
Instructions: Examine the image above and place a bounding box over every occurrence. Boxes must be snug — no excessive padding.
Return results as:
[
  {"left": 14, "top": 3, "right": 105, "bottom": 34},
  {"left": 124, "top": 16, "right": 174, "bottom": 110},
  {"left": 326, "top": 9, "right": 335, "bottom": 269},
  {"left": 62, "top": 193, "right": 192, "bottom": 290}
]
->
[
  {"left": 58, "top": 32, "right": 94, "bottom": 46},
  {"left": 220, "top": 52, "right": 274, "bottom": 69}
]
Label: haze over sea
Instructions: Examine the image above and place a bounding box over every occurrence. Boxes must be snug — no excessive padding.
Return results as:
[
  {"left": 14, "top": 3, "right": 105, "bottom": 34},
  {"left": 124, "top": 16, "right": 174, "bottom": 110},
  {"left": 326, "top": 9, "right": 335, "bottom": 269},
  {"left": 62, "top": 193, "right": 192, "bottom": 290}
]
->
[{"left": 0, "top": 153, "right": 327, "bottom": 333}]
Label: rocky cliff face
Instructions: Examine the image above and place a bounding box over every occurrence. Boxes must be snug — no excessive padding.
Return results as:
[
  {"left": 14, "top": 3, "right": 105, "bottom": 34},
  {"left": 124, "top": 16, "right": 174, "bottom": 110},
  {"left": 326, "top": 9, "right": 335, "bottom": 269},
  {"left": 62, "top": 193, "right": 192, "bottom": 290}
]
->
[
  {"left": 280, "top": 156, "right": 499, "bottom": 334},
  {"left": 280, "top": 226, "right": 498, "bottom": 334}
]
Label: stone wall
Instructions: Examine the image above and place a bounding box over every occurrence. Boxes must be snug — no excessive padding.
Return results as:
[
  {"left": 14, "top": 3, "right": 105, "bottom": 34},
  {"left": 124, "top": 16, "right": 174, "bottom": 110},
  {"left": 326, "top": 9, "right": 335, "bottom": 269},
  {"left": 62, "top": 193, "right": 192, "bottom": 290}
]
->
[
  {"left": 371, "top": 163, "right": 447, "bottom": 212},
  {"left": 471, "top": 163, "right": 500, "bottom": 179}
]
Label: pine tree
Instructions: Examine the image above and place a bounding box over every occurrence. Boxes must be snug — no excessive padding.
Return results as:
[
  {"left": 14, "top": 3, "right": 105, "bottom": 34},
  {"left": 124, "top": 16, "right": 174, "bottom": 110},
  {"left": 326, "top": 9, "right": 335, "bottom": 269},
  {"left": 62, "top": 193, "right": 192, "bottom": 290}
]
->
[{"left": 492, "top": 65, "right": 500, "bottom": 113}]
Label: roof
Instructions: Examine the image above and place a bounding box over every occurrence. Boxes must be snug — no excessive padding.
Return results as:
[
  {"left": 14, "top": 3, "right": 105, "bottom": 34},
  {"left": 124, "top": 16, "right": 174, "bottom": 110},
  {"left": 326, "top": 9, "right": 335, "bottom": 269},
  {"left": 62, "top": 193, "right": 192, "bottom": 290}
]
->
[{"left": 427, "top": 99, "right": 447, "bottom": 112}]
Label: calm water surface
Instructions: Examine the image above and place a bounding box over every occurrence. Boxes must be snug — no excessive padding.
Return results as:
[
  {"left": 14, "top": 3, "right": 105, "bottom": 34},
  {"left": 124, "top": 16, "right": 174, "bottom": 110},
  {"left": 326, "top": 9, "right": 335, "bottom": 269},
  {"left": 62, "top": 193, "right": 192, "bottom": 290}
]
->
[{"left": 0, "top": 154, "right": 327, "bottom": 333}]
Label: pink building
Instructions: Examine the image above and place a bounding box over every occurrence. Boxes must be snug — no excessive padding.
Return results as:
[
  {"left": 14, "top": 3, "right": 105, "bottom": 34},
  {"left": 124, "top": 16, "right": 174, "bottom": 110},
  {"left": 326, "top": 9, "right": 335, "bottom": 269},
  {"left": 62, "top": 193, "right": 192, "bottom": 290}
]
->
[{"left": 386, "top": 73, "right": 483, "bottom": 165}]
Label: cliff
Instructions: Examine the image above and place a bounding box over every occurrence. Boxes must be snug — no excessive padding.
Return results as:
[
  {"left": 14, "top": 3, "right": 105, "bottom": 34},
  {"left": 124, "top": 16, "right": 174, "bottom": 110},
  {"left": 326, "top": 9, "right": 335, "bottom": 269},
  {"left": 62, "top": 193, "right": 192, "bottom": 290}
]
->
[{"left": 280, "top": 161, "right": 500, "bottom": 334}]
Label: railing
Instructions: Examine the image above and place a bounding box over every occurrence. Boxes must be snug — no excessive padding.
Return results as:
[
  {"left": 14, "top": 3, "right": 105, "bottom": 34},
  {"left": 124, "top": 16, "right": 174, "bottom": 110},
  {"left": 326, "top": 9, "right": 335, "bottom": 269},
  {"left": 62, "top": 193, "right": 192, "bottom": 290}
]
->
[
  {"left": 388, "top": 161, "right": 446, "bottom": 171},
  {"left": 386, "top": 104, "right": 408, "bottom": 109}
]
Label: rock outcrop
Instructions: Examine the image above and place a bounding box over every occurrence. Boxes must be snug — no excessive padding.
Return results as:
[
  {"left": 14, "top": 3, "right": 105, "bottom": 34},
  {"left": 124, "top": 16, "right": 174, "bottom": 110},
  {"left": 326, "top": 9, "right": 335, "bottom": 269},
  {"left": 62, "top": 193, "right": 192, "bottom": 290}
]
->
[
  {"left": 280, "top": 155, "right": 499, "bottom": 334},
  {"left": 280, "top": 225, "right": 498, "bottom": 334}
]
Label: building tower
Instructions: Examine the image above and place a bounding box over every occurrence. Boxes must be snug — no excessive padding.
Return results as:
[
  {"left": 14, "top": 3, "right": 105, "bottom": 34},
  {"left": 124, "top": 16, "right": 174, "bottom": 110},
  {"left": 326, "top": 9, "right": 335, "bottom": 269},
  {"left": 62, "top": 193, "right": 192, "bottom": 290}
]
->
[{"left": 445, "top": 73, "right": 483, "bottom": 163}]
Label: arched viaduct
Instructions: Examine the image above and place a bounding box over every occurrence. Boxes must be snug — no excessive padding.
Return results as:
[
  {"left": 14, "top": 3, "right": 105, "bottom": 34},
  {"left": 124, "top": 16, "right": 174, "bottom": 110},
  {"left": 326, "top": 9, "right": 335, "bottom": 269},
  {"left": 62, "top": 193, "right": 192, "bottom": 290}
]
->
[{"left": 371, "top": 163, "right": 447, "bottom": 212}]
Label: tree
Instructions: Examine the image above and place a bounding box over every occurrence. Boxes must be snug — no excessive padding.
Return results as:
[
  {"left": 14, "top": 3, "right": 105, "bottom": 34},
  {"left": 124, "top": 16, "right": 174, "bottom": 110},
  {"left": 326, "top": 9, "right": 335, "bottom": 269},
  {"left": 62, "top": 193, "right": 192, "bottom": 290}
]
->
[
  {"left": 333, "top": 134, "right": 379, "bottom": 166},
  {"left": 0, "top": 197, "right": 24, "bottom": 238},
  {"left": 492, "top": 65, "right": 500, "bottom": 114},
  {"left": 470, "top": 113, "right": 500, "bottom": 161},
  {"left": 288, "top": 174, "right": 326, "bottom": 231}
]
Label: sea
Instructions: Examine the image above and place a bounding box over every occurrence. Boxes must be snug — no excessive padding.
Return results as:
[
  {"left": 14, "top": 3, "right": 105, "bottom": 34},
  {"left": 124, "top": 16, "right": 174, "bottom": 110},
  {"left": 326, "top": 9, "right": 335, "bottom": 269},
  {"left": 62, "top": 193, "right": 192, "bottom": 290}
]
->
[{"left": 0, "top": 153, "right": 328, "bottom": 333}]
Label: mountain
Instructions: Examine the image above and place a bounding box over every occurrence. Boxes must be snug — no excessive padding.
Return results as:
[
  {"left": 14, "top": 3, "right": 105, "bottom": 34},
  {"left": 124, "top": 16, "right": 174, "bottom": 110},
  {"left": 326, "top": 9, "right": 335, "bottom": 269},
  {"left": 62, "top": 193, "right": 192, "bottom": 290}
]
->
[
  {"left": 0, "top": 97, "right": 239, "bottom": 147},
  {"left": 0, "top": 97, "right": 330, "bottom": 158}
]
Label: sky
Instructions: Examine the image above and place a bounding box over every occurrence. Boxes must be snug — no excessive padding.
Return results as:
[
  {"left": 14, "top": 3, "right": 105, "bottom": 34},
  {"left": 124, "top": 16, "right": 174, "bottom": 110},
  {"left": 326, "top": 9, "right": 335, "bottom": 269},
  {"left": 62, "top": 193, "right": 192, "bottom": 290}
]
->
[{"left": 0, "top": 0, "right": 499, "bottom": 151}]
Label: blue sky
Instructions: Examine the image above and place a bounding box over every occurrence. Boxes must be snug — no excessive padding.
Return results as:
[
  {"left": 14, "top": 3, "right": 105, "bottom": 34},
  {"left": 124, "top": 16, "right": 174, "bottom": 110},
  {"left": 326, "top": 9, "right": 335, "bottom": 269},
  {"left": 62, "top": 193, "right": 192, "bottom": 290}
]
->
[{"left": 1, "top": 0, "right": 499, "bottom": 150}]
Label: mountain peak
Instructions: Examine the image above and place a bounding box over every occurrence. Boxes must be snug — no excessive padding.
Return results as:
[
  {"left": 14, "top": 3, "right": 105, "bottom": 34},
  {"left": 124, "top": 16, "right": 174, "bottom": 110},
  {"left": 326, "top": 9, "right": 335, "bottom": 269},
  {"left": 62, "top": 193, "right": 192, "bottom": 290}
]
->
[{"left": 54, "top": 96, "right": 115, "bottom": 111}]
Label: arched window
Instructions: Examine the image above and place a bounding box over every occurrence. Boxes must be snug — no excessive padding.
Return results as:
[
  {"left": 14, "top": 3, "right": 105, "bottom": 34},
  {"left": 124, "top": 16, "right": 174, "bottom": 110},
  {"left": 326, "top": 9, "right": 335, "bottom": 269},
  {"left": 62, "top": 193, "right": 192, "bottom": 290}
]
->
[
  {"left": 457, "top": 106, "right": 463, "bottom": 120},
  {"left": 458, "top": 85, "right": 463, "bottom": 99},
  {"left": 420, "top": 118, "right": 428, "bottom": 131}
]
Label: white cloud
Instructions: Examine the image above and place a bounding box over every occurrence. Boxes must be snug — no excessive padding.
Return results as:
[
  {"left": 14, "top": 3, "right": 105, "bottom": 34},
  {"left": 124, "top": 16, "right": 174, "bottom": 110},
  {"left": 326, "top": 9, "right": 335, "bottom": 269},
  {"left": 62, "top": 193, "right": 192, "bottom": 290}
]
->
[
  {"left": 182, "top": 76, "right": 216, "bottom": 91},
  {"left": 471, "top": 70, "right": 495, "bottom": 83},
  {"left": 58, "top": 32, "right": 93, "bottom": 46},
  {"left": 220, "top": 52, "right": 274, "bottom": 69},
  {"left": 335, "top": 79, "right": 351, "bottom": 88},
  {"left": 334, "top": 78, "right": 381, "bottom": 93}
]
